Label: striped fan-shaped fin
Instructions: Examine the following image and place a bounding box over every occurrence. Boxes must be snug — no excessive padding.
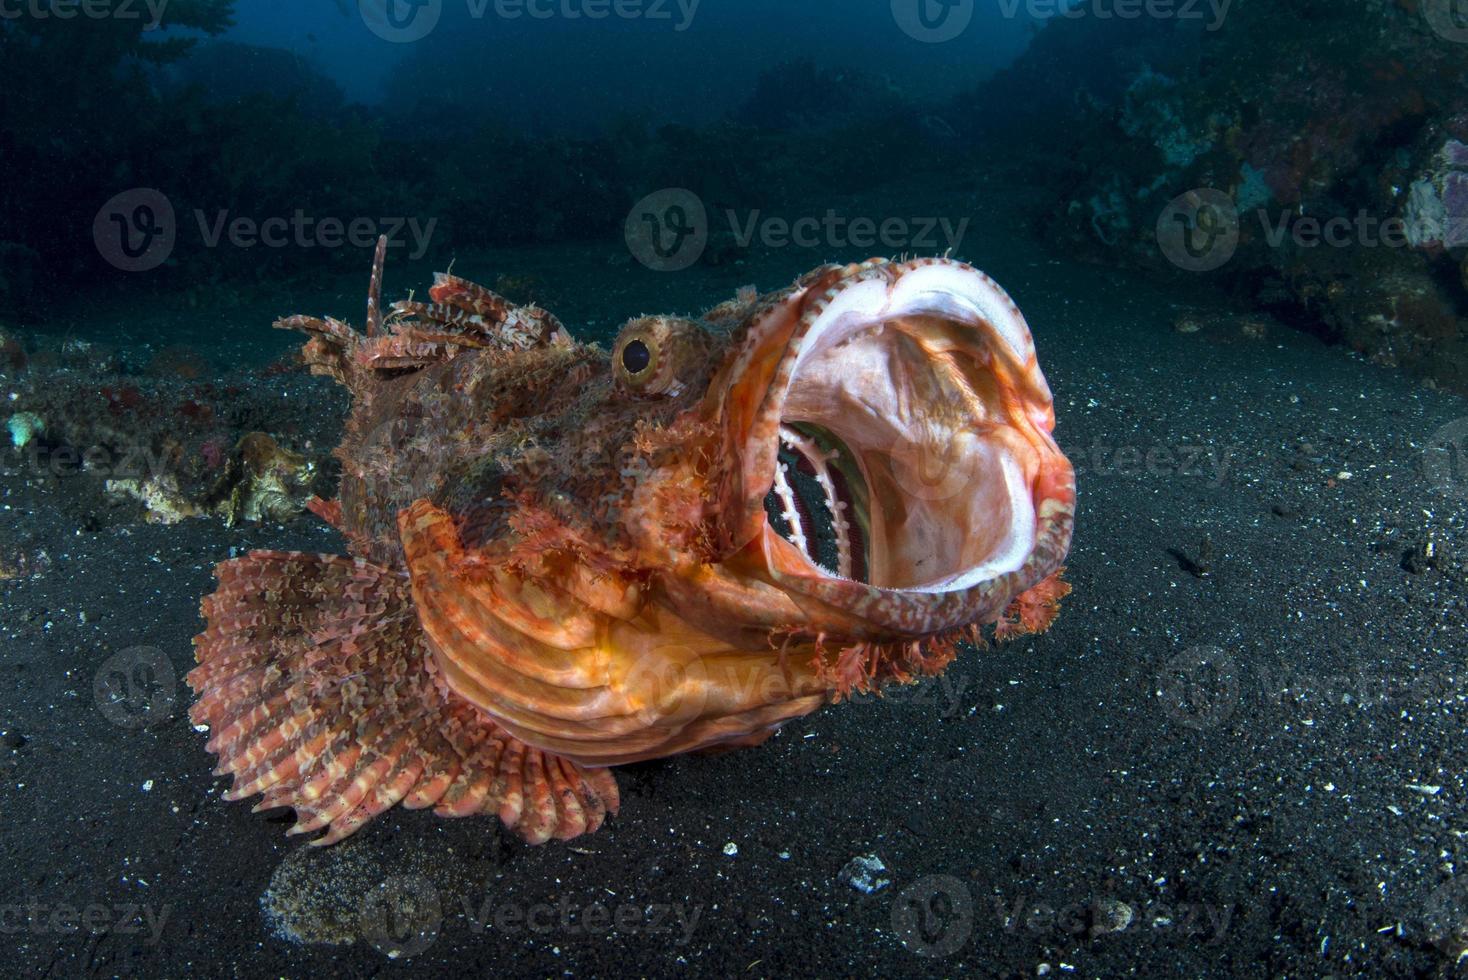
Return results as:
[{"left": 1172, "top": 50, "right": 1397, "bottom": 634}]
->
[{"left": 187, "top": 550, "right": 618, "bottom": 845}]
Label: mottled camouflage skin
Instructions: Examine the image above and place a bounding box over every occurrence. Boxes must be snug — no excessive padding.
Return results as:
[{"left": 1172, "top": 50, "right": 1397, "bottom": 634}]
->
[{"left": 188, "top": 241, "right": 1074, "bottom": 845}]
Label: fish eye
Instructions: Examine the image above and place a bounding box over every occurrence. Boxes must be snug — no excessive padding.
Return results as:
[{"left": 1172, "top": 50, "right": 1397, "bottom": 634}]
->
[
  {"left": 612, "top": 316, "right": 709, "bottom": 398},
  {"left": 622, "top": 339, "right": 652, "bottom": 376}
]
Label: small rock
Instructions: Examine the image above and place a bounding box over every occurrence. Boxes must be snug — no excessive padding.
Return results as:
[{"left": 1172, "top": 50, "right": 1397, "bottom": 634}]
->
[
  {"left": 2, "top": 732, "right": 25, "bottom": 750},
  {"left": 5, "top": 411, "right": 43, "bottom": 449},
  {"left": 723, "top": 842, "right": 738, "bottom": 856},
  {"left": 1402, "top": 538, "right": 1444, "bottom": 575},
  {"left": 1090, "top": 898, "right": 1134, "bottom": 936},
  {"left": 838, "top": 853, "right": 890, "bottom": 894}
]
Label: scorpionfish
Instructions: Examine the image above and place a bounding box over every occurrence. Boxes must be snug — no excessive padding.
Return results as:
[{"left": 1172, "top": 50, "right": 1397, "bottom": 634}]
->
[{"left": 188, "top": 239, "right": 1076, "bottom": 845}]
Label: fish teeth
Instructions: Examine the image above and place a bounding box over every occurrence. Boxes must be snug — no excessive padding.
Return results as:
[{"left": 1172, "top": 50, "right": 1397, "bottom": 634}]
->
[{"left": 775, "top": 425, "right": 854, "bottom": 580}]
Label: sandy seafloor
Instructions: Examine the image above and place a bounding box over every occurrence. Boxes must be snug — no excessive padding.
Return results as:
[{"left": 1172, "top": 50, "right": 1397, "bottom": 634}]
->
[{"left": 3, "top": 176, "right": 1468, "bottom": 978}]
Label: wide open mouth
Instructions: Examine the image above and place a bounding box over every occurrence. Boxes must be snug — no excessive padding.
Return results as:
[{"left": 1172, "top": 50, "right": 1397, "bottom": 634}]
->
[
  {"left": 724, "top": 260, "right": 1074, "bottom": 633},
  {"left": 761, "top": 311, "right": 1040, "bottom": 592}
]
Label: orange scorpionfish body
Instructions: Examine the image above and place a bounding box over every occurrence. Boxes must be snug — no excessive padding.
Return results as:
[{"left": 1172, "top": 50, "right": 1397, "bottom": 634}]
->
[{"left": 188, "top": 239, "right": 1077, "bottom": 845}]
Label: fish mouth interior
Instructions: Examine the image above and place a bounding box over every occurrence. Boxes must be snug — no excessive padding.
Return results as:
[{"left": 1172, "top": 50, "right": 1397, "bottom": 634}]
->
[{"left": 760, "top": 312, "right": 1038, "bottom": 594}]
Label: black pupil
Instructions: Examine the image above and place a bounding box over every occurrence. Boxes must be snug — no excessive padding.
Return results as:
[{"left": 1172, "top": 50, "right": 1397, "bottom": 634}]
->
[{"left": 622, "top": 339, "right": 652, "bottom": 375}]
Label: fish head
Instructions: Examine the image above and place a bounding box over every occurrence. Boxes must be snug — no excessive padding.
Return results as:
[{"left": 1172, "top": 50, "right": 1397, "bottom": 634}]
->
[{"left": 611, "top": 257, "right": 1075, "bottom": 646}]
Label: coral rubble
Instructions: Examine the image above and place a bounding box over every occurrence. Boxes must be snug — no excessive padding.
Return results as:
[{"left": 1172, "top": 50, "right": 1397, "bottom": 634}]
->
[{"left": 968, "top": 0, "right": 1468, "bottom": 390}]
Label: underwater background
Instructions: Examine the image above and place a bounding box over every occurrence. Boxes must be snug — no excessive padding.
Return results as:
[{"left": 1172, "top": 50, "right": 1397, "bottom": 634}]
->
[{"left": 3, "top": 0, "right": 1468, "bottom": 975}]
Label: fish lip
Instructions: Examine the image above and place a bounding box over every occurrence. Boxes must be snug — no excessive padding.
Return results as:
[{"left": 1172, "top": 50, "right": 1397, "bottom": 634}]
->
[{"left": 712, "top": 257, "right": 1076, "bottom": 636}]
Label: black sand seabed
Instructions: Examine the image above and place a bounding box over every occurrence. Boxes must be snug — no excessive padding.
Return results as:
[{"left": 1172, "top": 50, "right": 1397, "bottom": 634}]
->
[{"left": 3, "top": 179, "right": 1468, "bottom": 977}]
